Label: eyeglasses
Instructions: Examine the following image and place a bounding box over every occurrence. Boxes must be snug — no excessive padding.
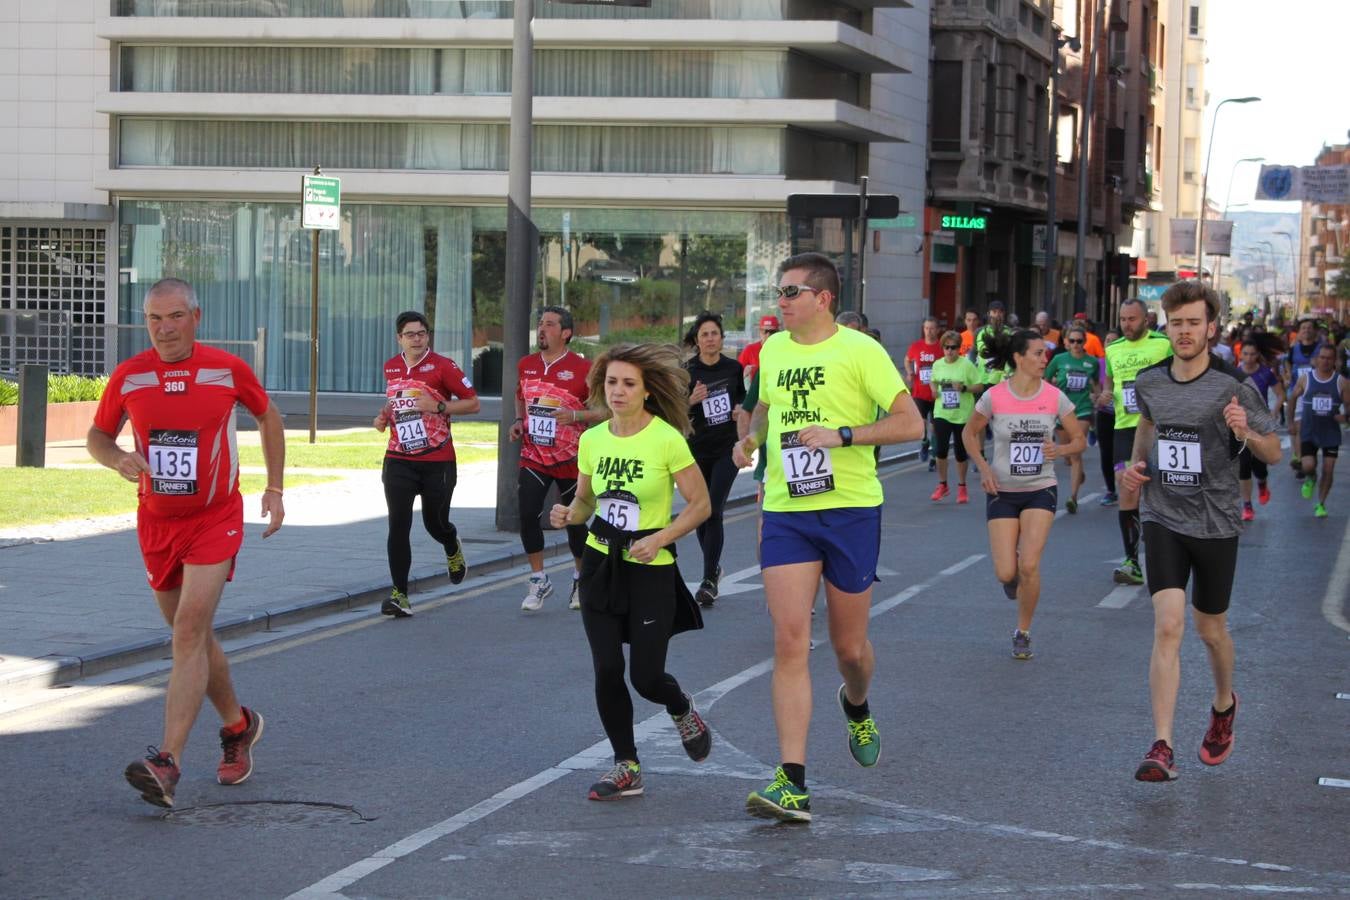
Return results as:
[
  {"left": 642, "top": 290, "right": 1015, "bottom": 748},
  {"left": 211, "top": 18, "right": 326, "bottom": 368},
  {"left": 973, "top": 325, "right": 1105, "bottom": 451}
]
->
[
  {"left": 400, "top": 329, "right": 428, "bottom": 338},
  {"left": 1066, "top": 338, "right": 1085, "bottom": 345},
  {"left": 943, "top": 344, "right": 960, "bottom": 350},
  {"left": 775, "top": 284, "right": 820, "bottom": 299}
]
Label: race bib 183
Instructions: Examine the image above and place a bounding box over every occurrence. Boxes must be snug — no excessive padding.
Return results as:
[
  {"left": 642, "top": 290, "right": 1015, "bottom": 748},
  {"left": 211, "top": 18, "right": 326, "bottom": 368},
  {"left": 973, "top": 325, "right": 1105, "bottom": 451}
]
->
[{"left": 701, "top": 390, "right": 732, "bottom": 426}]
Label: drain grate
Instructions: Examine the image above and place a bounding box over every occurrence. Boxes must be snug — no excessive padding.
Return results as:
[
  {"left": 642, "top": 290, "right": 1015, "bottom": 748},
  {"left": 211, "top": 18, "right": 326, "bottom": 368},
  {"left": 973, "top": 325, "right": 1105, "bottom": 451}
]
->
[{"left": 164, "top": 800, "right": 374, "bottom": 828}]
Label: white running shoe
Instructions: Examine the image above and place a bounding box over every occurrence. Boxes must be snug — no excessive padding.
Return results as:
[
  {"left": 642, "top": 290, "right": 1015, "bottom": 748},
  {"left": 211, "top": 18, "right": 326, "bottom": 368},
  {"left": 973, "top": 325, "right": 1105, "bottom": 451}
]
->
[
  {"left": 568, "top": 576, "right": 581, "bottom": 610},
  {"left": 521, "top": 574, "right": 553, "bottom": 612}
]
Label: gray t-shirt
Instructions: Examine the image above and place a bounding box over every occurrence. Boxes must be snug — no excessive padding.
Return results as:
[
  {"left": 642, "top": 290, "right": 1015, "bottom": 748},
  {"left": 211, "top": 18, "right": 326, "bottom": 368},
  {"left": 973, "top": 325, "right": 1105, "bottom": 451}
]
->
[
  {"left": 1135, "top": 354, "right": 1277, "bottom": 538},
  {"left": 974, "top": 379, "right": 1076, "bottom": 492}
]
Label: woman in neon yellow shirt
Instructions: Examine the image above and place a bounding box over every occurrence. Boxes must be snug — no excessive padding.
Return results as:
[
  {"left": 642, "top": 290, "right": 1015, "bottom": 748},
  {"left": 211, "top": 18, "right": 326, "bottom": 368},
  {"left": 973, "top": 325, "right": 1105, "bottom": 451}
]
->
[
  {"left": 928, "top": 329, "right": 984, "bottom": 503},
  {"left": 550, "top": 342, "right": 713, "bottom": 803}
]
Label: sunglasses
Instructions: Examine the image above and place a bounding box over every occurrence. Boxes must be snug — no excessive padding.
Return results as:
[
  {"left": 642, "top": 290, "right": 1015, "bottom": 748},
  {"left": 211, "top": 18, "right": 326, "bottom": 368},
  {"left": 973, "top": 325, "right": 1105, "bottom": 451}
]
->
[
  {"left": 943, "top": 344, "right": 960, "bottom": 350},
  {"left": 1066, "top": 338, "right": 1085, "bottom": 344},
  {"left": 775, "top": 284, "right": 820, "bottom": 299}
]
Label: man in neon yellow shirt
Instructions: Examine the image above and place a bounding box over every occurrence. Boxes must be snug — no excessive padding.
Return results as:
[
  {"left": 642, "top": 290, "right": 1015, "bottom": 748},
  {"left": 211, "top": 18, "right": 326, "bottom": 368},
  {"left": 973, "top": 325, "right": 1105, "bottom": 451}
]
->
[
  {"left": 1102, "top": 297, "right": 1173, "bottom": 584},
  {"left": 733, "top": 252, "right": 924, "bottom": 823}
]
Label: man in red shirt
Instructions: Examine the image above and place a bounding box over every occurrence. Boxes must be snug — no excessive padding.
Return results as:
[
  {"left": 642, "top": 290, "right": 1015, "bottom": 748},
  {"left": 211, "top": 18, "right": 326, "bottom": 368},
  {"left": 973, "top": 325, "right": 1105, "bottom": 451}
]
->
[
  {"left": 737, "top": 315, "right": 780, "bottom": 383},
  {"left": 905, "top": 316, "right": 942, "bottom": 468},
  {"left": 373, "top": 311, "right": 480, "bottom": 617},
  {"left": 88, "top": 278, "right": 286, "bottom": 808},
  {"left": 510, "top": 306, "right": 599, "bottom": 611}
]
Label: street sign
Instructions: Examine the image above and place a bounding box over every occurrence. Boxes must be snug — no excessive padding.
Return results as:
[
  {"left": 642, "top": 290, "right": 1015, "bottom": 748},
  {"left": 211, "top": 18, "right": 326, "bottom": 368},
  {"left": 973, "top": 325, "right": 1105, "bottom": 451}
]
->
[
  {"left": 869, "top": 214, "right": 919, "bottom": 230},
  {"left": 788, "top": 193, "right": 900, "bottom": 219},
  {"left": 302, "top": 175, "right": 341, "bottom": 231}
]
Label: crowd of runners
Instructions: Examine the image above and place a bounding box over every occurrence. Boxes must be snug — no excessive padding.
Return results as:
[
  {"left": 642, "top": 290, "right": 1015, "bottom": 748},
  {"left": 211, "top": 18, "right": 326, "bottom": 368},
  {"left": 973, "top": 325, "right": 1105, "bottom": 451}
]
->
[{"left": 89, "top": 265, "right": 1347, "bottom": 817}]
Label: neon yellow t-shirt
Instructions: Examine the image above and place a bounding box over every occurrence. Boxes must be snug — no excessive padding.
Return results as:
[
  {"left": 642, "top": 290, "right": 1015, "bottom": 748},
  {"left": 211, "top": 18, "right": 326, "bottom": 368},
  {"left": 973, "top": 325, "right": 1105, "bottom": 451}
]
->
[
  {"left": 930, "top": 356, "right": 981, "bottom": 424},
  {"left": 1105, "top": 332, "right": 1172, "bottom": 429},
  {"left": 578, "top": 415, "right": 695, "bottom": 565},
  {"left": 758, "top": 326, "right": 908, "bottom": 512}
]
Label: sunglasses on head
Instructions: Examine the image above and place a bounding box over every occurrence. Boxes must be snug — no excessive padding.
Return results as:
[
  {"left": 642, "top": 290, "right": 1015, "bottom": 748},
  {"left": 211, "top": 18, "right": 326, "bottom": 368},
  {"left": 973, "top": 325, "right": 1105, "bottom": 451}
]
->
[{"left": 775, "top": 284, "right": 820, "bottom": 299}]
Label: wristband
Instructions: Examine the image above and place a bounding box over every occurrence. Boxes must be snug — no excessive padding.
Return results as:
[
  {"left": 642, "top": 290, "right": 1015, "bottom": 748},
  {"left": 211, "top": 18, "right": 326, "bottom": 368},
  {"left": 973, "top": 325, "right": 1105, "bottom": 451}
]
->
[{"left": 264, "top": 486, "right": 284, "bottom": 496}]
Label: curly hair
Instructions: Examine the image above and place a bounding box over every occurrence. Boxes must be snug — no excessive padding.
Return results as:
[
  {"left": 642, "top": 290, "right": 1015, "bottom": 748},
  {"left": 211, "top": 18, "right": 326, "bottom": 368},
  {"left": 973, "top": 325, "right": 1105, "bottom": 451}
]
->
[{"left": 587, "top": 342, "right": 692, "bottom": 436}]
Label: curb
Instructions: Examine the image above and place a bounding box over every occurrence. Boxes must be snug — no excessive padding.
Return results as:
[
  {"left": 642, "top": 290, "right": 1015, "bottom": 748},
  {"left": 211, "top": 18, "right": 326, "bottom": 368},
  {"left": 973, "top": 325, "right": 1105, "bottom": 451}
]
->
[{"left": 1, "top": 448, "right": 918, "bottom": 695}]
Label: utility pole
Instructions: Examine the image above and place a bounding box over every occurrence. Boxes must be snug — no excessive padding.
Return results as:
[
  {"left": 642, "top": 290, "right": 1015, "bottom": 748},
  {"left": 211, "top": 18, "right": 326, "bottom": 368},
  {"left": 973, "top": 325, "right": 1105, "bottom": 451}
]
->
[{"left": 496, "top": 0, "right": 533, "bottom": 532}]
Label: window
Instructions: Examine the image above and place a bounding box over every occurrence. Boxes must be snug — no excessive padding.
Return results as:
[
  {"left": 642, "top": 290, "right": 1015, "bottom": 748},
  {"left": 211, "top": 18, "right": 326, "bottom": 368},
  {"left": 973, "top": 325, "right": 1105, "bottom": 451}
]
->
[
  {"left": 931, "top": 61, "right": 964, "bottom": 152},
  {"left": 984, "top": 65, "right": 997, "bottom": 153},
  {"left": 1188, "top": 4, "right": 1201, "bottom": 36},
  {"left": 987, "top": 0, "right": 1000, "bottom": 14},
  {"left": 1185, "top": 64, "right": 1199, "bottom": 108},
  {"left": 1057, "top": 109, "right": 1077, "bottom": 170}
]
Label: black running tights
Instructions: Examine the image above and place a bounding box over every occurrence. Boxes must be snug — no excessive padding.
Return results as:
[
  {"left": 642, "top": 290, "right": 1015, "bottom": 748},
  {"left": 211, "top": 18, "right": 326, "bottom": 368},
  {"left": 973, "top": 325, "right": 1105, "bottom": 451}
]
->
[
  {"left": 517, "top": 467, "right": 589, "bottom": 558},
  {"left": 695, "top": 454, "right": 738, "bottom": 582},
  {"left": 579, "top": 552, "right": 689, "bottom": 763},
  {"left": 383, "top": 456, "right": 458, "bottom": 594},
  {"left": 1096, "top": 409, "right": 1116, "bottom": 493}
]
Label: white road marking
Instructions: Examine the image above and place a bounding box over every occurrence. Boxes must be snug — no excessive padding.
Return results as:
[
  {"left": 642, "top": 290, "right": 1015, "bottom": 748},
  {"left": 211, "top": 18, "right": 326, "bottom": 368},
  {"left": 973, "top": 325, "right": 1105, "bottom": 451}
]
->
[
  {"left": 285, "top": 554, "right": 979, "bottom": 898},
  {"left": 1319, "top": 518, "right": 1350, "bottom": 636},
  {"left": 1336, "top": 693, "right": 1350, "bottom": 701},
  {"left": 1317, "top": 777, "right": 1350, "bottom": 789},
  {"left": 1098, "top": 585, "right": 1145, "bottom": 609},
  {"left": 685, "top": 563, "right": 762, "bottom": 598}
]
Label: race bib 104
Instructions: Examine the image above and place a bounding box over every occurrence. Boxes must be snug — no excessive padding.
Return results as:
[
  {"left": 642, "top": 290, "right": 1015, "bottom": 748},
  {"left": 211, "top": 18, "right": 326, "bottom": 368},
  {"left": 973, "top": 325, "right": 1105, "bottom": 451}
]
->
[
  {"left": 1310, "top": 394, "right": 1334, "bottom": 416},
  {"left": 780, "top": 430, "right": 835, "bottom": 497},
  {"left": 148, "top": 429, "right": 199, "bottom": 495},
  {"left": 1157, "top": 425, "right": 1203, "bottom": 487}
]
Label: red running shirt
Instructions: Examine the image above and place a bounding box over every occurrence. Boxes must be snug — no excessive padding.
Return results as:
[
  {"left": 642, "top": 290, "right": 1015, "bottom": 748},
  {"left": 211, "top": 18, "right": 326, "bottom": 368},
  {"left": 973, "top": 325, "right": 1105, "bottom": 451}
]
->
[
  {"left": 93, "top": 344, "right": 271, "bottom": 518},
  {"left": 517, "top": 351, "right": 591, "bottom": 478},
  {"left": 905, "top": 339, "right": 942, "bottom": 402},
  {"left": 383, "top": 350, "right": 477, "bottom": 462}
]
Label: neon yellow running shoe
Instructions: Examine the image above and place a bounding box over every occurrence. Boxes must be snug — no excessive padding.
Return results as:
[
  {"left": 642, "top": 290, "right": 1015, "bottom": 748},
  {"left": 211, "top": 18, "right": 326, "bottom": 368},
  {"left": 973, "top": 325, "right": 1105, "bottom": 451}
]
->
[
  {"left": 1302, "top": 478, "right": 1315, "bottom": 500},
  {"left": 1314, "top": 502, "right": 1328, "bottom": 518},
  {"left": 746, "top": 767, "right": 811, "bottom": 823}
]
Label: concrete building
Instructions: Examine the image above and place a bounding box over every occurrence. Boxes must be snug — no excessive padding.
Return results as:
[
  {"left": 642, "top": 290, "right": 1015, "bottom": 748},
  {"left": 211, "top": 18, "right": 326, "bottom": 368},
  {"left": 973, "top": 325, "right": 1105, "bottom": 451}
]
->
[
  {"left": 2, "top": 0, "right": 930, "bottom": 394},
  {"left": 1141, "top": 0, "right": 1205, "bottom": 289},
  {"left": 1299, "top": 143, "right": 1349, "bottom": 321}
]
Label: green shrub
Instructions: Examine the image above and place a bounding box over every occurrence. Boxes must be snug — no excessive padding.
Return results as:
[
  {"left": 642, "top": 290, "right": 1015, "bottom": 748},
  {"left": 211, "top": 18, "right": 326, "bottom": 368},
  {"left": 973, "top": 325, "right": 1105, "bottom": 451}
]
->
[{"left": 0, "top": 373, "right": 108, "bottom": 406}]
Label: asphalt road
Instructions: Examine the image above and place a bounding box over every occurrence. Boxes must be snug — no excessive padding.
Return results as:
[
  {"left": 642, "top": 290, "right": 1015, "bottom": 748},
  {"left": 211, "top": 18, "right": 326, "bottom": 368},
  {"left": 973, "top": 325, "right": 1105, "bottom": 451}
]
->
[{"left": 3, "top": 455, "right": 1349, "bottom": 898}]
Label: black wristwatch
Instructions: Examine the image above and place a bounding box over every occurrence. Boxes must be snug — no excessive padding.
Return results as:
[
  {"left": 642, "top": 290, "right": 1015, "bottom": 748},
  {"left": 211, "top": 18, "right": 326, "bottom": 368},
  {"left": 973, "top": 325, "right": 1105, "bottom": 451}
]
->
[
  {"left": 838, "top": 426, "right": 853, "bottom": 447},
  {"left": 436, "top": 401, "right": 446, "bottom": 415}
]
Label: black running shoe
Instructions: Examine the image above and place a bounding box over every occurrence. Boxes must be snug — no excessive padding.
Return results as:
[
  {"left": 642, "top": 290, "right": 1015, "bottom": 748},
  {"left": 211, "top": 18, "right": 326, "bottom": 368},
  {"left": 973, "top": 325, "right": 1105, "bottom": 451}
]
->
[
  {"left": 671, "top": 693, "right": 712, "bottom": 762},
  {"left": 446, "top": 540, "right": 467, "bottom": 585}
]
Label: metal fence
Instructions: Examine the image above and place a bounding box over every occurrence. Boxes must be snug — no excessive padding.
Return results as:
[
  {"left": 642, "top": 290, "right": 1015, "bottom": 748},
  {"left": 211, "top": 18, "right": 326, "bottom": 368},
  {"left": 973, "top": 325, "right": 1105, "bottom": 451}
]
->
[{"left": 1, "top": 311, "right": 267, "bottom": 383}]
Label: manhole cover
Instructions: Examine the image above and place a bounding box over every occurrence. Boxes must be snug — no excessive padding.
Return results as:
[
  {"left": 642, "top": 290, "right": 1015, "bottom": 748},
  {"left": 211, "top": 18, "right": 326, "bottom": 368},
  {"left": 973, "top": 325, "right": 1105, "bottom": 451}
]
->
[{"left": 164, "top": 801, "right": 373, "bottom": 828}]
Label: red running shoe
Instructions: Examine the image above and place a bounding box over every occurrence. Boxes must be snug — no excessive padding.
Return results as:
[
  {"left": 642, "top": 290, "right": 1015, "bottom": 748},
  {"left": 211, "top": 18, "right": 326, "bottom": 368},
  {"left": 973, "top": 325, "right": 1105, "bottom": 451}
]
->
[
  {"left": 1258, "top": 483, "right": 1270, "bottom": 505},
  {"left": 125, "top": 746, "right": 181, "bottom": 808},
  {"left": 1199, "top": 693, "right": 1237, "bottom": 766},
  {"left": 218, "top": 706, "right": 265, "bottom": 786},
  {"left": 1241, "top": 503, "right": 1254, "bottom": 522},
  {"left": 930, "top": 483, "right": 949, "bottom": 502},
  {"left": 957, "top": 484, "right": 969, "bottom": 504},
  {"left": 1134, "top": 739, "right": 1178, "bottom": 782}
]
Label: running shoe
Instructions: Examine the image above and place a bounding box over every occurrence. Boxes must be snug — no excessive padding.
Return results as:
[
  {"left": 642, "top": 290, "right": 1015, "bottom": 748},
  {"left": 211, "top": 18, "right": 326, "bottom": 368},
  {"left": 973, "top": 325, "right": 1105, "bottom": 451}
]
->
[
  {"left": 928, "top": 458, "right": 937, "bottom": 472},
  {"left": 930, "top": 483, "right": 950, "bottom": 502},
  {"left": 125, "top": 746, "right": 181, "bottom": 808},
  {"left": 382, "top": 589, "right": 413, "bottom": 618},
  {"left": 568, "top": 576, "right": 581, "bottom": 610},
  {"left": 1258, "top": 482, "right": 1270, "bottom": 505},
  {"left": 957, "top": 484, "right": 969, "bottom": 504},
  {"left": 521, "top": 574, "right": 552, "bottom": 612},
  {"left": 919, "top": 440, "right": 930, "bottom": 463},
  {"left": 1088, "top": 429, "right": 1097, "bottom": 447},
  {"left": 1066, "top": 496, "right": 1078, "bottom": 515},
  {"left": 1113, "top": 558, "right": 1144, "bottom": 585},
  {"left": 1241, "top": 502, "right": 1254, "bottom": 522},
  {"left": 695, "top": 566, "right": 722, "bottom": 608},
  {"left": 1002, "top": 574, "right": 1019, "bottom": 600},
  {"left": 1314, "top": 502, "right": 1328, "bottom": 518},
  {"left": 217, "top": 706, "right": 264, "bottom": 786},
  {"left": 1011, "top": 629, "right": 1033, "bottom": 660},
  {"left": 446, "top": 540, "right": 467, "bottom": 584},
  {"left": 671, "top": 693, "right": 712, "bottom": 762},
  {"left": 1100, "top": 491, "right": 1118, "bottom": 507},
  {"left": 1302, "top": 477, "right": 1315, "bottom": 500},
  {"left": 836, "top": 684, "right": 881, "bottom": 767},
  {"left": 1199, "top": 693, "right": 1237, "bottom": 766},
  {"left": 746, "top": 767, "right": 812, "bottom": 823},
  {"left": 588, "top": 761, "right": 643, "bottom": 801},
  {"left": 1134, "top": 739, "right": 1178, "bottom": 782}
]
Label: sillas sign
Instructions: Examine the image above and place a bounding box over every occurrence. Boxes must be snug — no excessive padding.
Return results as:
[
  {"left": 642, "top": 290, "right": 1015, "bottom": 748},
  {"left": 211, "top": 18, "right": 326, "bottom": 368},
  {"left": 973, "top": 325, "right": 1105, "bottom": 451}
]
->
[{"left": 940, "top": 215, "right": 987, "bottom": 231}]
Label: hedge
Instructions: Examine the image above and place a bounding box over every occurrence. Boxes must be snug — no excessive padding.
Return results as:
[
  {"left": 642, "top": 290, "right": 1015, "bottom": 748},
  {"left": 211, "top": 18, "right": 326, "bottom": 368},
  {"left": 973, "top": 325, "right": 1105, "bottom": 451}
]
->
[{"left": 0, "top": 374, "right": 108, "bottom": 406}]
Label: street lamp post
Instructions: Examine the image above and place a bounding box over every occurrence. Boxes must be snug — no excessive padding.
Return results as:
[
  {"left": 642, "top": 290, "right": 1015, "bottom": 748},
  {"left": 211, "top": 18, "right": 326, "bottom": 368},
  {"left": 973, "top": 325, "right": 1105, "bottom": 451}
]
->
[
  {"left": 1274, "top": 229, "right": 1298, "bottom": 313},
  {"left": 1043, "top": 28, "right": 1080, "bottom": 315},
  {"left": 1196, "top": 96, "right": 1261, "bottom": 280},
  {"left": 1212, "top": 157, "right": 1264, "bottom": 299},
  {"left": 1259, "top": 239, "right": 1282, "bottom": 317}
]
